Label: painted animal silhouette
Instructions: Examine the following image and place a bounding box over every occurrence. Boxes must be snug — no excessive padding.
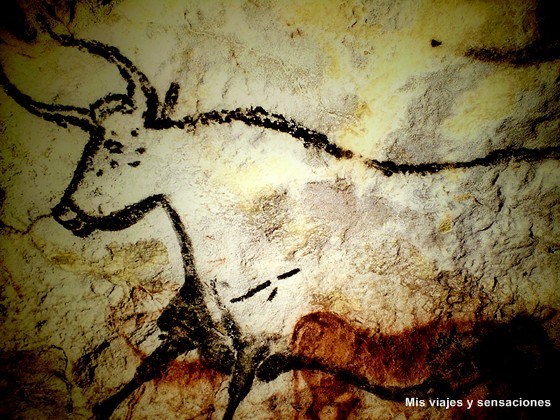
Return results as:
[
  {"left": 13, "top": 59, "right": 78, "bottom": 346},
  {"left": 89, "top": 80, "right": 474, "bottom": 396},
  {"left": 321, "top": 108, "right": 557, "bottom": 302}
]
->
[
  {"left": 286, "top": 311, "right": 558, "bottom": 418},
  {"left": 2, "top": 28, "right": 559, "bottom": 419}
]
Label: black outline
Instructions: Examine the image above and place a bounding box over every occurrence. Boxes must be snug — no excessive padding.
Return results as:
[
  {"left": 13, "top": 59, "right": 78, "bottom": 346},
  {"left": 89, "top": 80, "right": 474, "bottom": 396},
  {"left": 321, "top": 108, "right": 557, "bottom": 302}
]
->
[
  {"left": 230, "top": 280, "right": 272, "bottom": 303},
  {"left": 230, "top": 268, "right": 301, "bottom": 303},
  {"left": 2, "top": 29, "right": 560, "bottom": 419}
]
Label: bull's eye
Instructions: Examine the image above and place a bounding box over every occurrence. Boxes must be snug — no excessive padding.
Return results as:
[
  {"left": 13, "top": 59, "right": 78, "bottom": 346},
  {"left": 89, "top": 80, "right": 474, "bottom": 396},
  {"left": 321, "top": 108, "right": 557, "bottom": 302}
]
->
[
  {"left": 96, "top": 170, "right": 103, "bottom": 177},
  {"left": 104, "top": 139, "right": 124, "bottom": 154},
  {"left": 131, "top": 129, "right": 139, "bottom": 137}
]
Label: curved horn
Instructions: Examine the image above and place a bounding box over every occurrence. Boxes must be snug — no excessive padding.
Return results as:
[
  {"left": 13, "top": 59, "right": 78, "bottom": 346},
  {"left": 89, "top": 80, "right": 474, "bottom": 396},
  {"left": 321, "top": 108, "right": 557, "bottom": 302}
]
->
[
  {"left": 46, "top": 28, "right": 161, "bottom": 124},
  {"left": 0, "top": 63, "right": 95, "bottom": 131}
]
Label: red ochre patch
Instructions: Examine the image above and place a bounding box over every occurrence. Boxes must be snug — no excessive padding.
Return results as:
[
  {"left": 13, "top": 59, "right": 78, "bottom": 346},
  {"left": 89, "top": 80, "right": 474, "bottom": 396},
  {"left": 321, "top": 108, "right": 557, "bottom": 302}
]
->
[
  {"left": 136, "top": 358, "right": 225, "bottom": 417},
  {"left": 155, "top": 358, "right": 225, "bottom": 388},
  {"left": 290, "top": 311, "right": 557, "bottom": 418}
]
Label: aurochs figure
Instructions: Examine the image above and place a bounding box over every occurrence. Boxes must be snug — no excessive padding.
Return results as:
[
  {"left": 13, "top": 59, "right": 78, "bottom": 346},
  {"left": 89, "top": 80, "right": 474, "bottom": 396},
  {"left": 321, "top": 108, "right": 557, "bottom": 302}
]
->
[
  {"left": 2, "top": 25, "right": 559, "bottom": 419},
  {"left": 0, "top": 27, "right": 339, "bottom": 418}
]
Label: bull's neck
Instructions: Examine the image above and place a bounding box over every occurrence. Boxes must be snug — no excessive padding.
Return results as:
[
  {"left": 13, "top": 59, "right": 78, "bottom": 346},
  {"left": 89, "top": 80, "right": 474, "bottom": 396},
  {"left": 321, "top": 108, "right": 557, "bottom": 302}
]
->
[{"left": 159, "top": 197, "right": 197, "bottom": 276}]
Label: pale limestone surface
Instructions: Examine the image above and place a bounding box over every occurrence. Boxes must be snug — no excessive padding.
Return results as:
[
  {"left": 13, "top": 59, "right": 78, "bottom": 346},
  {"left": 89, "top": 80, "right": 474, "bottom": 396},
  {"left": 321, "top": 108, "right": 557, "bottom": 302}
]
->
[{"left": 0, "top": 1, "right": 558, "bottom": 418}]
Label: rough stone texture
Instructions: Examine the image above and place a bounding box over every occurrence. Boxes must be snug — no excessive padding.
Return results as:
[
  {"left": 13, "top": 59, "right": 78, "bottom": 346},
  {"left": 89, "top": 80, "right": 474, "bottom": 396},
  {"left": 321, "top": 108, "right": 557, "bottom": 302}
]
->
[{"left": 0, "top": 0, "right": 559, "bottom": 419}]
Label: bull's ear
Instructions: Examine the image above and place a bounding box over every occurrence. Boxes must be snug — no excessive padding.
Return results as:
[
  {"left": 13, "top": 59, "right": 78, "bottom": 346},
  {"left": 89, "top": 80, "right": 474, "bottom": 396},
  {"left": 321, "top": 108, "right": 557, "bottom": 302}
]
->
[{"left": 91, "top": 93, "right": 135, "bottom": 122}]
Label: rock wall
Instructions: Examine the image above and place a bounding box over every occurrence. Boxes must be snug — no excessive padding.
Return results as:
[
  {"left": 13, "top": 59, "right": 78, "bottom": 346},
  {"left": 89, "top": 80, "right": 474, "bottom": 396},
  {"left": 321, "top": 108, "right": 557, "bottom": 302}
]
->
[{"left": 1, "top": 0, "right": 559, "bottom": 418}]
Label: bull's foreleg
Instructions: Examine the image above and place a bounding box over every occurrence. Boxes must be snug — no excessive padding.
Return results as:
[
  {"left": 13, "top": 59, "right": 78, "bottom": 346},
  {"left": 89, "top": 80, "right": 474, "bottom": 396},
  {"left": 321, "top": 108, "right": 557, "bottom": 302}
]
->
[
  {"left": 161, "top": 201, "right": 236, "bottom": 371},
  {"left": 93, "top": 290, "right": 234, "bottom": 418},
  {"left": 156, "top": 274, "right": 235, "bottom": 373},
  {"left": 94, "top": 202, "right": 238, "bottom": 418},
  {"left": 223, "top": 343, "right": 269, "bottom": 420},
  {"left": 92, "top": 285, "right": 234, "bottom": 419},
  {"left": 92, "top": 337, "right": 194, "bottom": 419}
]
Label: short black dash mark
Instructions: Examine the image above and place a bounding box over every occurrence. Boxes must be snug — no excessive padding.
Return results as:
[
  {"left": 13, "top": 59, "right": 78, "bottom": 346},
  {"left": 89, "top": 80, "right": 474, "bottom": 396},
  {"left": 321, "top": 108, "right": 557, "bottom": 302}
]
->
[
  {"left": 110, "top": 160, "right": 118, "bottom": 168},
  {"left": 128, "top": 161, "right": 141, "bottom": 167},
  {"left": 230, "top": 280, "right": 272, "bottom": 303},
  {"left": 135, "top": 147, "right": 146, "bottom": 154},
  {"left": 104, "top": 139, "right": 124, "bottom": 154},
  {"left": 267, "top": 288, "right": 278, "bottom": 301},
  {"left": 231, "top": 268, "right": 301, "bottom": 303},
  {"left": 96, "top": 169, "right": 103, "bottom": 177},
  {"left": 431, "top": 39, "right": 442, "bottom": 47},
  {"left": 277, "top": 268, "right": 300, "bottom": 280}
]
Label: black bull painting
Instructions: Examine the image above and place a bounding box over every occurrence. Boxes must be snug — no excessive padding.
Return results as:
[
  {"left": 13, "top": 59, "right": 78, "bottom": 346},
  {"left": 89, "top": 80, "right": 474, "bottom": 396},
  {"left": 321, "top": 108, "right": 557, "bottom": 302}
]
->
[{"left": 1, "top": 25, "right": 559, "bottom": 419}]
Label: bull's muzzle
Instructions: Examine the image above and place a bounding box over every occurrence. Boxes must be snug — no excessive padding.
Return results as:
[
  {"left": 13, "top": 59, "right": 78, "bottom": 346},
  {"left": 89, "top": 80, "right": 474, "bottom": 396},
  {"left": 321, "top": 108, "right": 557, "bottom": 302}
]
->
[{"left": 52, "top": 200, "right": 96, "bottom": 237}]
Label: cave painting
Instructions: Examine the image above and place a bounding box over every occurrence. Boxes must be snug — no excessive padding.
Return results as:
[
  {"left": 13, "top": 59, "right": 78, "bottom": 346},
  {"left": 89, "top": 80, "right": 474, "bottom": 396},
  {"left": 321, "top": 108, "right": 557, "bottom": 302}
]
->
[
  {"left": 288, "top": 312, "right": 558, "bottom": 419},
  {"left": 1, "top": 27, "right": 559, "bottom": 419}
]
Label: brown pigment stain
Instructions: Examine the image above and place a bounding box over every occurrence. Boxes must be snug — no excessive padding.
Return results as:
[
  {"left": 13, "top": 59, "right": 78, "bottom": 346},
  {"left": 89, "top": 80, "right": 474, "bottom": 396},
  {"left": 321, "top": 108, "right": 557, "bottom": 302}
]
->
[
  {"left": 154, "top": 358, "right": 224, "bottom": 389},
  {"left": 290, "top": 311, "right": 558, "bottom": 418},
  {"left": 293, "top": 369, "right": 361, "bottom": 419},
  {"left": 141, "top": 358, "right": 225, "bottom": 417},
  {"left": 291, "top": 312, "right": 474, "bottom": 387}
]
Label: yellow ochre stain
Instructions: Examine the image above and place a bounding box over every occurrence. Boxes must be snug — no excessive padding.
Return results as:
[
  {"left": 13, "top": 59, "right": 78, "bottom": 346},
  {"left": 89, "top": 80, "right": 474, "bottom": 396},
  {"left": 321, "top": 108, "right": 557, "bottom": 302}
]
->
[
  {"left": 438, "top": 214, "right": 453, "bottom": 233},
  {"left": 277, "top": 0, "right": 543, "bottom": 159},
  {"left": 36, "top": 239, "right": 169, "bottom": 286}
]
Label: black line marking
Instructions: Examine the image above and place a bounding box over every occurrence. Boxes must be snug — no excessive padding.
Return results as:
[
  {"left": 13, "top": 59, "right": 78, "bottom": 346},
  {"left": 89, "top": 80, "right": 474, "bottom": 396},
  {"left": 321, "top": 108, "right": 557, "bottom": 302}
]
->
[
  {"left": 0, "top": 65, "right": 95, "bottom": 131},
  {"left": 466, "top": 44, "right": 560, "bottom": 66},
  {"left": 159, "top": 105, "right": 560, "bottom": 176},
  {"left": 231, "top": 268, "right": 301, "bottom": 303},
  {"left": 256, "top": 352, "right": 478, "bottom": 401},
  {"left": 2, "top": 50, "right": 558, "bottom": 178},
  {"left": 277, "top": 268, "right": 300, "bottom": 280},
  {"left": 364, "top": 146, "right": 560, "bottom": 176},
  {"left": 267, "top": 288, "right": 278, "bottom": 302},
  {"left": 40, "top": 19, "right": 161, "bottom": 125},
  {"left": 230, "top": 280, "right": 271, "bottom": 303},
  {"left": 53, "top": 194, "right": 166, "bottom": 237},
  {"left": 465, "top": 2, "right": 560, "bottom": 67},
  {"left": 128, "top": 161, "right": 141, "bottom": 167}
]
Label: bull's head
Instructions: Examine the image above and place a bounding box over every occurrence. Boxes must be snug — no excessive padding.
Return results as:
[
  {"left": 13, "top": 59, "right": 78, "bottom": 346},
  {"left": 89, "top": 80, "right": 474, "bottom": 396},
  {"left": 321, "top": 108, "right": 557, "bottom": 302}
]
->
[{"left": 1, "top": 28, "right": 175, "bottom": 237}]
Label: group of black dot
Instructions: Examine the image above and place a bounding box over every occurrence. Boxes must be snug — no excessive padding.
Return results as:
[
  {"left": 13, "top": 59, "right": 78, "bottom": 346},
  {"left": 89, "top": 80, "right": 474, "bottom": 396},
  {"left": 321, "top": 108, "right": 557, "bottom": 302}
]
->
[{"left": 96, "top": 128, "right": 145, "bottom": 175}]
